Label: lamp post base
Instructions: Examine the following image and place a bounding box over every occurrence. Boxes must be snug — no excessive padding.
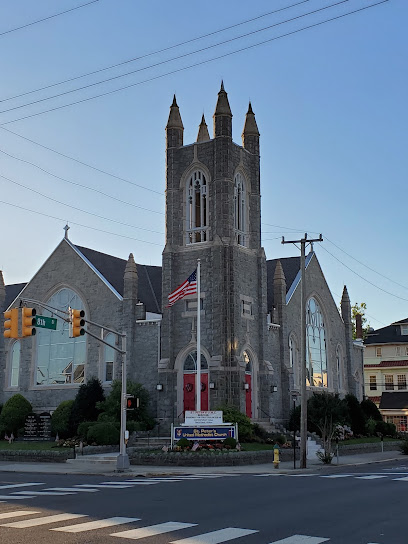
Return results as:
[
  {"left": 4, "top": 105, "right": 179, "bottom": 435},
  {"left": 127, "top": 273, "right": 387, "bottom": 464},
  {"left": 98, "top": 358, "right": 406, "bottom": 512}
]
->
[{"left": 116, "top": 454, "right": 130, "bottom": 471}]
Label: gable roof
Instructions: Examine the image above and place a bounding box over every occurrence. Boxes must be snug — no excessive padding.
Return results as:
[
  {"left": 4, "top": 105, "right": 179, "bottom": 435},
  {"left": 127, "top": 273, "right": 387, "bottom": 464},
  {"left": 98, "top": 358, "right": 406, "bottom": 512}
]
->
[
  {"left": 379, "top": 392, "right": 408, "bottom": 410},
  {"left": 5, "top": 283, "right": 27, "bottom": 309},
  {"left": 267, "top": 257, "right": 300, "bottom": 311},
  {"left": 364, "top": 320, "right": 408, "bottom": 345}
]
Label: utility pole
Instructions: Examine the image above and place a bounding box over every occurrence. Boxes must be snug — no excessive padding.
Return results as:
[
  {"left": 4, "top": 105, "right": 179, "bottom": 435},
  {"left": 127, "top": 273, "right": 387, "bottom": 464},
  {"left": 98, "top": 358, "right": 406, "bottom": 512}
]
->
[{"left": 282, "top": 233, "right": 323, "bottom": 469}]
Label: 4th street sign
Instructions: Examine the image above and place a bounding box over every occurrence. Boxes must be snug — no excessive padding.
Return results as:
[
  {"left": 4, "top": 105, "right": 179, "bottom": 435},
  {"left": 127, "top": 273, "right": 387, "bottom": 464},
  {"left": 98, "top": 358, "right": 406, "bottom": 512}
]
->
[{"left": 35, "top": 315, "right": 57, "bottom": 330}]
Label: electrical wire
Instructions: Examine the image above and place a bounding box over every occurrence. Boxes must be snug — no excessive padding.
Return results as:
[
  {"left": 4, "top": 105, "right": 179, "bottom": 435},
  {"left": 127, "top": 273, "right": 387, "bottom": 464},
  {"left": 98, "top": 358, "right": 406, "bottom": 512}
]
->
[
  {"left": 1, "top": 0, "right": 389, "bottom": 126},
  {"left": 0, "top": 199, "right": 162, "bottom": 246},
  {"left": 0, "top": 0, "right": 312, "bottom": 103},
  {"left": 0, "top": 0, "right": 352, "bottom": 115},
  {"left": 0, "top": 0, "right": 101, "bottom": 38}
]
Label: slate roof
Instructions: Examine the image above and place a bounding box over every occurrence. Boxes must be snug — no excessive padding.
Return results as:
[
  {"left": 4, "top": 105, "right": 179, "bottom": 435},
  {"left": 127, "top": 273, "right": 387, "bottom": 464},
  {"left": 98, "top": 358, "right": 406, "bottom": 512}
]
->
[
  {"left": 379, "top": 392, "right": 408, "bottom": 410},
  {"left": 4, "top": 246, "right": 305, "bottom": 316},
  {"left": 365, "top": 361, "right": 408, "bottom": 368},
  {"left": 364, "top": 320, "right": 408, "bottom": 345}
]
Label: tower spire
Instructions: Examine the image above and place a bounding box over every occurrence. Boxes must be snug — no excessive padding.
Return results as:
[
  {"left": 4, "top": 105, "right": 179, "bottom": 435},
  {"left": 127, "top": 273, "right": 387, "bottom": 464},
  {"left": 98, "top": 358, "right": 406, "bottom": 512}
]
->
[
  {"left": 196, "top": 114, "right": 210, "bottom": 143},
  {"left": 242, "top": 101, "right": 260, "bottom": 155},
  {"left": 124, "top": 253, "right": 138, "bottom": 301},
  {"left": 166, "top": 95, "right": 184, "bottom": 148},
  {"left": 213, "top": 81, "right": 232, "bottom": 138}
]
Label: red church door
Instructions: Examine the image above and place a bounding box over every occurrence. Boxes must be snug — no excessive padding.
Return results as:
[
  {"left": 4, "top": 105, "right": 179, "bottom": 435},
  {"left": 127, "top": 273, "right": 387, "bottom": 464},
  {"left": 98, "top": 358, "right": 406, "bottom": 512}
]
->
[
  {"left": 183, "top": 373, "right": 209, "bottom": 412},
  {"left": 245, "top": 373, "right": 252, "bottom": 418}
]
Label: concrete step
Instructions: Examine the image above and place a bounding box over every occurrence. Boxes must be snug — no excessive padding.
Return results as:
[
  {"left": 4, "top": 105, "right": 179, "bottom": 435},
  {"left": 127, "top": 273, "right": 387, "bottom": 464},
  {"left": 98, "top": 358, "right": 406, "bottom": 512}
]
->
[{"left": 67, "top": 453, "right": 119, "bottom": 465}]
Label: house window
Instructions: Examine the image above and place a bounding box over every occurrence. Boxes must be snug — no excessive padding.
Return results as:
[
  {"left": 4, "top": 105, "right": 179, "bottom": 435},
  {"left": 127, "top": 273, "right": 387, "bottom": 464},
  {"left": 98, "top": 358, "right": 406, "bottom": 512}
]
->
[
  {"left": 104, "top": 333, "right": 115, "bottom": 383},
  {"left": 396, "top": 346, "right": 402, "bottom": 356},
  {"left": 401, "top": 325, "right": 408, "bottom": 335},
  {"left": 385, "top": 375, "right": 394, "bottom": 391},
  {"left": 376, "top": 347, "right": 382, "bottom": 357},
  {"left": 369, "top": 375, "right": 377, "bottom": 391},
  {"left": 36, "top": 288, "right": 86, "bottom": 386},
  {"left": 406, "top": 347, "right": 408, "bottom": 357},
  {"left": 306, "top": 297, "right": 327, "bottom": 388},
  {"left": 186, "top": 170, "right": 208, "bottom": 244},
  {"left": 398, "top": 374, "right": 407, "bottom": 391},
  {"left": 234, "top": 172, "right": 247, "bottom": 246},
  {"left": 9, "top": 341, "right": 21, "bottom": 387}
]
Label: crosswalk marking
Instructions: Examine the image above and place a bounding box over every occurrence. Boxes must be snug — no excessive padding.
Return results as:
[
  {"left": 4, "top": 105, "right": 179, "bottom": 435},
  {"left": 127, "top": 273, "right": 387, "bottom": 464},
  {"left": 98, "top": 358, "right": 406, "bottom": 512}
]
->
[
  {"left": 100, "top": 481, "right": 159, "bottom": 486},
  {"left": 170, "top": 527, "right": 258, "bottom": 543},
  {"left": 12, "top": 491, "right": 75, "bottom": 496},
  {"left": 0, "top": 495, "right": 35, "bottom": 500},
  {"left": 124, "top": 479, "right": 183, "bottom": 483},
  {"left": 355, "top": 475, "right": 387, "bottom": 480},
  {"left": 74, "top": 484, "right": 134, "bottom": 489},
  {"left": 0, "top": 510, "right": 40, "bottom": 520},
  {"left": 320, "top": 475, "right": 353, "bottom": 479},
  {"left": 0, "top": 483, "right": 44, "bottom": 490},
  {"left": 112, "top": 521, "right": 197, "bottom": 540},
  {"left": 268, "top": 535, "right": 329, "bottom": 543},
  {"left": 392, "top": 476, "right": 408, "bottom": 481},
  {"left": 1, "top": 513, "right": 87, "bottom": 528},
  {"left": 51, "top": 516, "right": 140, "bottom": 533},
  {"left": 284, "top": 474, "right": 319, "bottom": 478},
  {"left": 45, "top": 487, "right": 99, "bottom": 493}
]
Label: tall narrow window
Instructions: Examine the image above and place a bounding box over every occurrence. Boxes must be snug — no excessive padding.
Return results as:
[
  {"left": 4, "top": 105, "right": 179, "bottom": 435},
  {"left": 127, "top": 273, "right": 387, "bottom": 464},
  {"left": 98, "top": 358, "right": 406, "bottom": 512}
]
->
[
  {"left": 369, "top": 375, "right": 377, "bottom": 391},
  {"left": 385, "top": 375, "right": 394, "bottom": 391},
  {"left": 186, "top": 170, "right": 208, "bottom": 244},
  {"left": 104, "top": 333, "right": 115, "bottom": 383},
  {"left": 234, "top": 173, "right": 247, "bottom": 246},
  {"left": 398, "top": 374, "right": 407, "bottom": 390},
  {"left": 306, "top": 297, "right": 327, "bottom": 388},
  {"left": 10, "top": 341, "right": 21, "bottom": 387}
]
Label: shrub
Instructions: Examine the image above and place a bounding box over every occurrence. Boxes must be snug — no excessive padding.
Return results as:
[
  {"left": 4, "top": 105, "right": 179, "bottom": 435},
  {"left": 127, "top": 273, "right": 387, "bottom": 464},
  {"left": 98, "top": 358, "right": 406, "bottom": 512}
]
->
[
  {"left": 360, "top": 398, "right": 383, "bottom": 422},
  {"left": 126, "top": 420, "right": 142, "bottom": 433},
  {"left": 400, "top": 438, "right": 408, "bottom": 455},
  {"left": 77, "top": 420, "right": 98, "bottom": 440},
  {"left": 316, "top": 450, "right": 334, "bottom": 464},
  {"left": 365, "top": 417, "right": 377, "bottom": 436},
  {"left": 0, "top": 394, "right": 32, "bottom": 435},
  {"left": 70, "top": 378, "right": 105, "bottom": 431},
  {"left": 223, "top": 437, "right": 237, "bottom": 448},
  {"left": 97, "top": 412, "right": 117, "bottom": 423},
  {"left": 345, "top": 394, "right": 366, "bottom": 435},
  {"left": 87, "top": 422, "right": 119, "bottom": 445},
  {"left": 375, "top": 420, "right": 396, "bottom": 437},
  {"left": 51, "top": 400, "right": 74, "bottom": 438},
  {"left": 216, "top": 405, "right": 253, "bottom": 441},
  {"left": 176, "top": 438, "right": 191, "bottom": 449},
  {"left": 252, "top": 423, "right": 269, "bottom": 442}
]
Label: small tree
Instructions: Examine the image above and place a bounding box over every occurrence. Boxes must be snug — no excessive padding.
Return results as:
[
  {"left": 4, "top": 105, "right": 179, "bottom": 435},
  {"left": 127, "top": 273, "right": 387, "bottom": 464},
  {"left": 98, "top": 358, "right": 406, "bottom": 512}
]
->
[
  {"left": 308, "top": 392, "right": 346, "bottom": 461},
  {"left": 70, "top": 377, "right": 105, "bottom": 432},
  {"left": 351, "top": 302, "right": 371, "bottom": 340},
  {"left": 360, "top": 398, "right": 383, "bottom": 422},
  {"left": 51, "top": 400, "right": 74, "bottom": 438},
  {"left": 216, "top": 405, "right": 253, "bottom": 441},
  {"left": 345, "top": 394, "right": 366, "bottom": 435},
  {"left": 0, "top": 394, "right": 32, "bottom": 435}
]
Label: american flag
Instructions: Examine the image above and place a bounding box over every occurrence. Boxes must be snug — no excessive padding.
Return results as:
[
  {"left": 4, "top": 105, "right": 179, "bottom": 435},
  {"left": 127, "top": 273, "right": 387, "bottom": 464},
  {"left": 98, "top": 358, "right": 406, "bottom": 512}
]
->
[{"left": 167, "top": 269, "right": 197, "bottom": 307}]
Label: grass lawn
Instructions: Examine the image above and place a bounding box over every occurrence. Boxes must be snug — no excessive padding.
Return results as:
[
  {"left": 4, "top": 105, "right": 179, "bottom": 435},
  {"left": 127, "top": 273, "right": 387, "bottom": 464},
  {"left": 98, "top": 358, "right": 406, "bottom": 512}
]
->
[
  {"left": 0, "top": 441, "right": 69, "bottom": 451},
  {"left": 241, "top": 443, "right": 276, "bottom": 451},
  {"left": 341, "top": 436, "right": 398, "bottom": 445}
]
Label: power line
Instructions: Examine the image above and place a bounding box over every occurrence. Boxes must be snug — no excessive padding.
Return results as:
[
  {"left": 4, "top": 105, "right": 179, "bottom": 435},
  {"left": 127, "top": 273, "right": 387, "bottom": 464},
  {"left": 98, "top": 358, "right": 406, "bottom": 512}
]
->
[
  {"left": 0, "top": 0, "right": 101, "bottom": 38},
  {"left": 0, "top": 199, "right": 162, "bottom": 246},
  {"left": 1, "top": 0, "right": 389, "bottom": 126},
  {"left": 0, "top": 0, "right": 312, "bottom": 103},
  {"left": 0, "top": 147, "right": 165, "bottom": 207},
  {"left": 0, "top": 172, "right": 164, "bottom": 231},
  {"left": 0, "top": 0, "right": 348, "bottom": 115},
  {"left": 318, "top": 244, "right": 408, "bottom": 303},
  {"left": 0, "top": 126, "right": 163, "bottom": 196}
]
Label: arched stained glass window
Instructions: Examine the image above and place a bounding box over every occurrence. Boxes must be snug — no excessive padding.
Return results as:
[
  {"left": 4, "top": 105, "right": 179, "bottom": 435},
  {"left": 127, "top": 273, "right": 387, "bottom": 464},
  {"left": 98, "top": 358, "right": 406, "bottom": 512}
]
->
[
  {"left": 306, "top": 297, "right": 327, "bottom": 388},
  {"left": 186, "top": 170, "right": 208, "bottom": 244},
  {"left": 234, "top": 173, "right": 247, "bottom": 246},
  {"left": 183, "top": 351, "right": 208, "bottom": 372},
  {"left": 10, "top": 341, "right": 21, "bottom": 387},
  {"left": 36, "top": 288, "right": 86, "bottom": 386},
  {"left": 104, "top": 333, "right": 115, "bottom": 383}
]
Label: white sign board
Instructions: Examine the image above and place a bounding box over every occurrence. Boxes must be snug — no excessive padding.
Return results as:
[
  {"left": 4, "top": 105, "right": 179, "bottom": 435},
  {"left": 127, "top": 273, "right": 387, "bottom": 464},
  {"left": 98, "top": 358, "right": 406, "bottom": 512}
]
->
[{"left": 184, "top": 410, "right": 223, "bottom": 426}]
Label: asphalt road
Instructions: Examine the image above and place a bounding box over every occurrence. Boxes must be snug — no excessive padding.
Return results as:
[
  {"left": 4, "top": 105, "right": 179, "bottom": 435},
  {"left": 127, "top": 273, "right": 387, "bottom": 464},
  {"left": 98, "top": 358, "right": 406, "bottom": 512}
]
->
[{"left": 0, "top": 461, "right": 406, "bottom": 544}]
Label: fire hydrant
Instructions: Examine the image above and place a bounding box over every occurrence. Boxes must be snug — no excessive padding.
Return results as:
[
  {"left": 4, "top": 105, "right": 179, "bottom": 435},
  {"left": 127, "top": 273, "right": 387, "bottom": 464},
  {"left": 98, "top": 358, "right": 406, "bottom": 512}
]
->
[{"left": 273, "top": 443, "right": 280, "bottom": 469}]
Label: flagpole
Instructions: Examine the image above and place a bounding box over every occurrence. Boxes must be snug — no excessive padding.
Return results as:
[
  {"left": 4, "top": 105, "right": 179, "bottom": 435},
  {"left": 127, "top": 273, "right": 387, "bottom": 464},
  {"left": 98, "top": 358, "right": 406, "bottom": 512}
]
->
[{"left": 196, "top": 259, "right": 201, "bottom": 411}]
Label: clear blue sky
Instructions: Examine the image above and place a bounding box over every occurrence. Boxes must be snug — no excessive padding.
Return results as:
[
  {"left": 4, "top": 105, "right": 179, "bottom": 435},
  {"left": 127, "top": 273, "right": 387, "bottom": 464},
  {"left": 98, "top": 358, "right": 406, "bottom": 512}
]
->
[{"left": 0, "top": 0, "right": 406, "bottom": 328}]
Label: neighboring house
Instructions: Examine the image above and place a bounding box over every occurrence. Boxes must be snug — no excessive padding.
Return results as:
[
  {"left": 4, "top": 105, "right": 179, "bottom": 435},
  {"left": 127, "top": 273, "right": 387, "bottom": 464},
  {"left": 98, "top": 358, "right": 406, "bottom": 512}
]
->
[
  {"left": 364, "top": 318, "right": 408, "bottom": 431},
  {"left": 0, "top": 84, "right": 365, "bottom": 427}
]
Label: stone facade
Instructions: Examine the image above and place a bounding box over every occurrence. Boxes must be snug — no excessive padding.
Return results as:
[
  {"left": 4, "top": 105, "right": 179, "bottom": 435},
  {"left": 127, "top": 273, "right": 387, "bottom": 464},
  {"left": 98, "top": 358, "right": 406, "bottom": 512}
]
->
[{"left": 0, "top": 84, "right": 365, "bottom": 428}]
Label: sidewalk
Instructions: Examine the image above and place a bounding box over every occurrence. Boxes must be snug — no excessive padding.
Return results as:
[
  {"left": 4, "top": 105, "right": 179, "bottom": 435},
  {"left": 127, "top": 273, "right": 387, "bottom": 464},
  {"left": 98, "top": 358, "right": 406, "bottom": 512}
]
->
[{"left": 0, "top": 450, "right": 403, "bottom": 477}]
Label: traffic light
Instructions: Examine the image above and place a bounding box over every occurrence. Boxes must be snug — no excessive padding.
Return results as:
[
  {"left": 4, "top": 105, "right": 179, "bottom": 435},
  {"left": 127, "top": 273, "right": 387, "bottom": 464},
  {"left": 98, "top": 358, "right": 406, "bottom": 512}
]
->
[
  {"left": 3, "top": 308, "right": 18, "bottom": 339},
  {"left": 21, "top": 307, "right": 37, "bottom": 337},
  {"left": 69, "top": 308, "right": 85, "bottom": 338},
  {"left": 126, "top": 397, "right": 139, "bottom": 410}
]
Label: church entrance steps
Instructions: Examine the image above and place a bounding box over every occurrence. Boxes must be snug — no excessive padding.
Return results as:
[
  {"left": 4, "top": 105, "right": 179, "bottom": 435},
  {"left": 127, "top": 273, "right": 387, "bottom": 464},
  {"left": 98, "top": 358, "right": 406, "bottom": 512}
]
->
[{"left": 128, "top": 437, "right": 171, "bottom": 448}]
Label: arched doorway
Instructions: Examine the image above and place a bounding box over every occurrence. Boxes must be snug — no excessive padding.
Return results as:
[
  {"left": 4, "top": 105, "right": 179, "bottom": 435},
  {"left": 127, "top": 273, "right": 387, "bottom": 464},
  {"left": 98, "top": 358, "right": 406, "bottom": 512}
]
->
[
  {"left": 243, "top": 351, "right": 252, "bottom": 418},
  {"left": 183, "top": 351, "right": 209, "bottom": 412}
]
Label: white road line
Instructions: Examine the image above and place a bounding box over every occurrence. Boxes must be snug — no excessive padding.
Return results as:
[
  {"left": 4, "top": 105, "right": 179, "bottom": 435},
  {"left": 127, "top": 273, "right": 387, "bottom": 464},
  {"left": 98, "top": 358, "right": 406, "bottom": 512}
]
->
[
  {"left": 392, "top": 476, "right": 408, "bottom": 481},
  {"left": 170, "top": 527, "right": 258, "bottom": 543},
  {"left": 99, "top": 481, "right": 159, "bottom": 486},
  {"left": 284, "top": 474, "right": 319, "bottom": 478},
  {"left": 320, "top": 475, "right": 353, "bottom": 479},
  {"left": 0, "top": 511, "right": 40, "bottom": 520},
  {"left": 0, "top": 483, "right": 44, "bottom": 490},
  {"left": 355, "top": 476, "right": 388, "bottom": 480},
  {"left": 124, "top": 479, "right": 183, "bottom": 483},
  {"left": 0, "top": 495, "right": 35, "bottom": 500},
  {"left": 1, "top": 513, "right": 87, "bottom": 528},
  {"left": 254, "top": 474, "right": 284, "bottom": 477},
  {"left": 12, "top": 491, "right": 75, "bottom": 496},
  {"left": 51, "top": 516, "right": 140, "bottom": 533},
  {"left": 74, "top": 484, "right": 134, "bottom": 489},
  {"left": 45, "top": 487, "right": 99, "bottom": 493},
  {"left": 112, "top": 521, "right": 196, "bottom": 539},
  {"left": 268, "top": 535, "right": 329, "bottom": 543}
]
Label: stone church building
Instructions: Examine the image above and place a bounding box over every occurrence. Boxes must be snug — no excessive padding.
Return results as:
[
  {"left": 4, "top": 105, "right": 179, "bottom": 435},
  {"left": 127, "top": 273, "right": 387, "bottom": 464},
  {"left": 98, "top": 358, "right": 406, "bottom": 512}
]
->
[{"left": 0, "top": 84, "right": 364, "bottom": 427}]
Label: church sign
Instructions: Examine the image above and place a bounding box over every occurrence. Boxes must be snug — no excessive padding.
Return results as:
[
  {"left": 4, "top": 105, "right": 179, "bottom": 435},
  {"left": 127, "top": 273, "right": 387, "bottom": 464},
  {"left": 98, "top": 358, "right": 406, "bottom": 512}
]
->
[
  {"left": 172, "top": 424, "right": 237, "bottom": 445},
  {"left": 184, "top": 410, "right": 223, "bottom": 426}
]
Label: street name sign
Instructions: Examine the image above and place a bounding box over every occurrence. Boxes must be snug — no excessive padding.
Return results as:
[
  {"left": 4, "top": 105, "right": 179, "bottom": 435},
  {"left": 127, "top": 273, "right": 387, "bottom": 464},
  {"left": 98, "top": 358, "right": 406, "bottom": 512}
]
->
[{"left": 35, "top": 315, "right": 57, "bottom": 330}]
